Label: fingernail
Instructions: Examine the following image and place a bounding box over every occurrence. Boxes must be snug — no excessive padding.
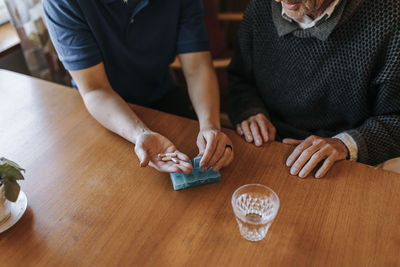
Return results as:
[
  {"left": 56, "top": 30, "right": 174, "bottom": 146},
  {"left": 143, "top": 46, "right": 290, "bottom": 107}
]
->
[
  {"left": 299, "top": 170, "right": 306, "bottom": 178},
  {"left": 315, "top": 173, "right": 321, "bottom": 179},
  {"left": 286, "top": 161, "right": 291, "bottom": 167},
  {"left": 290, "top": 167, "right": 297, "bottom": 175},
  {"left": 256, "top": 140, "right": 261, "bottom": 146}
]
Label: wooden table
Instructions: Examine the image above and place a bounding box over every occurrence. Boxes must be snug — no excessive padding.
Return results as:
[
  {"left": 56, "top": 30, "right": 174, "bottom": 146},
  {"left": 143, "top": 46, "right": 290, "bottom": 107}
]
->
[
  {"left": 0, "top": 69, "right": 399, "bottom": 266},
  {"left": 0, "top": 23, "right": 20, "bottom": 57}
]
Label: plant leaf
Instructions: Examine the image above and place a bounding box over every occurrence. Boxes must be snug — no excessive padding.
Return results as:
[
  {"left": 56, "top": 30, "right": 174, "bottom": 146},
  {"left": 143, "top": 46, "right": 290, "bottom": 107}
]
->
[
  {"left": 0, "top": 165, "right": 25, "bottom": 180},
  {"left": 0, "top": 158, "right": 25, "bottom": 172},
  {"left": 3, "top": 179, "right": 20, "bottom": 202}
]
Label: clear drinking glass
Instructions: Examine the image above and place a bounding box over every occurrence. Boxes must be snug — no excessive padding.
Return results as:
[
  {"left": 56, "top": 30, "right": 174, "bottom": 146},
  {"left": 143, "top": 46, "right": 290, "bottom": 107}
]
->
[{"left": 232, "top": 184, "right": 280, "bottom": 242}]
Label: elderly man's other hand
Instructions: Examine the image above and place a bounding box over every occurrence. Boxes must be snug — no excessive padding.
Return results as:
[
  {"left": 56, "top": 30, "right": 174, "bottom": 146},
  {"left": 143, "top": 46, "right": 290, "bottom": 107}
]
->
[
  {"left": 236, "top": 113, "right": 276, "bottom": 146},
  {"left": 135, "top": 131, "right": 193, "bottom": 174},
  {"left": 283, "top": 135, "right": 349, "bottom": 178},
  {"left": 197, "top": 127, "right": 234, "bottom": 172}
]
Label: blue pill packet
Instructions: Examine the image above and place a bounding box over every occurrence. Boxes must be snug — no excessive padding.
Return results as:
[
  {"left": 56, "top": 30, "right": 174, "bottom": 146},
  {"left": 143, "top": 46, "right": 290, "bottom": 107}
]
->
[{"left": 169, "top": 156, "right": 221, "bottom": 190}]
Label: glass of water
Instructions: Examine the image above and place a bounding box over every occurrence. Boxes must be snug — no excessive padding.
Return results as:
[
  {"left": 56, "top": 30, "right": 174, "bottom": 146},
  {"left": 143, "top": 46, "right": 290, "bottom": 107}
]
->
[{"left": 231, "top": 184, "right": 280, "bottom": 242}]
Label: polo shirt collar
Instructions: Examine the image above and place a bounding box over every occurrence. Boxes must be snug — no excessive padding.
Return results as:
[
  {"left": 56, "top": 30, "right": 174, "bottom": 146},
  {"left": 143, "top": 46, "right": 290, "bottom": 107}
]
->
[
  {"left": 271, "top": 0, "right": 348, "bottom": 41},
  {"left": 101, "top": 0, "right": 119, "bottom": 3},
  {"left": 132, "top": 0, "right": 149, "bottom": 18}
]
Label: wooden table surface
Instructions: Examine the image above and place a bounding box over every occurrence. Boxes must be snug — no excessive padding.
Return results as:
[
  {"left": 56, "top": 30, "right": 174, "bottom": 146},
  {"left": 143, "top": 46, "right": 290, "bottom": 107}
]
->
[
  {"left": 0, "top": 23, "right": 20, "bottom": 57},
  {"left": 0, "top": 69, "right": 399, "bottom": 267}
]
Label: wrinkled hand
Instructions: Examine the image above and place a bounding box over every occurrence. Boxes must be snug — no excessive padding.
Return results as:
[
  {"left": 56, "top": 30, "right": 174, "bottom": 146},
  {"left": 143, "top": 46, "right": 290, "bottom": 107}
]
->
[
  {"left": 135, "top": 131, "right": 193, "bottom": 174},
  {"left": 236, "top": 113, "right": 276, "bottom": 146},
  {"left": 197, "top": 127, "right": 234, "bottom": 172},
  {"left": 283, "top": 135, "right": 349, "bottom": 179}
]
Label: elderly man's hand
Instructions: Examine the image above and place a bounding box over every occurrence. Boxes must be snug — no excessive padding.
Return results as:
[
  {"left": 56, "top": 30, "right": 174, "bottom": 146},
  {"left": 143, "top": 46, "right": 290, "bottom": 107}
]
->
[
  {"left": 197, "top": 127, "right": 234, "bottom": 172},
  {"left": 283, "top": 135, "right": 349, "bottom": 178},
  {"left": 236, "top": 113, "right": 276, "bottom": 146},
  {"left": 135, "top": 131, "right": 193, "bottom": 174}
]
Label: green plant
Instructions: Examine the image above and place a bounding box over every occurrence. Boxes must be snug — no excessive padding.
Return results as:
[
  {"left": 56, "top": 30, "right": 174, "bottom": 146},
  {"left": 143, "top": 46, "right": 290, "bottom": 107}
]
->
[{"left": 0, "top": 157, "right": 25, "bottom": 202}]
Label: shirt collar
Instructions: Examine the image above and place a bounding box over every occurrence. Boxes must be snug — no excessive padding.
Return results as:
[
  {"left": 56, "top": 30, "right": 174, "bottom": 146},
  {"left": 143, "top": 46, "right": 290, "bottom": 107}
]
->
[
  {"left": 101, "top": 0, "right": 148, "bottom": 4},
  {"left": 271, "top": 0, "right": 347, "bottom": 41},
  {"left": 281, "top": 0, "right": 341, "bottom": 29},
  {"left": 101, "top": 0, "right": 119, "bottom": 3}
]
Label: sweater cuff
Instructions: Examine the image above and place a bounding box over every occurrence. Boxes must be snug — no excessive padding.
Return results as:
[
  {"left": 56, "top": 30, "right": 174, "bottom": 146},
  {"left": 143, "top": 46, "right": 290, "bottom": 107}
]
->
[{"left": 332, "top": 132, "right": 358, "bottom": 161}]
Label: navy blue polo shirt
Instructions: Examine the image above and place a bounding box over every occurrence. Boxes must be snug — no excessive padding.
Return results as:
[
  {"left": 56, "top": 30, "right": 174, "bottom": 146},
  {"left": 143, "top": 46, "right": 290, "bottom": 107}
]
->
[{"left": 43, "top": 0, "right": 209, "bottom": 105}]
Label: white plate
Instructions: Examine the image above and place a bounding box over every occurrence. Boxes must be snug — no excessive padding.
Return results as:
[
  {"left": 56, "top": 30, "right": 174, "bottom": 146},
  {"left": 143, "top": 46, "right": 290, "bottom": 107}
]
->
[{"left": 0, "top": 191, "right": 27, "bottom": 234}]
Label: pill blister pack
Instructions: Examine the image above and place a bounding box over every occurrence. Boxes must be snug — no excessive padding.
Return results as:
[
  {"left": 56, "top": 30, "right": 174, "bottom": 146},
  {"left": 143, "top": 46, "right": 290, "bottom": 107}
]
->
[{"left": 169, "top": 156, "right": 221, "bottom": 190}]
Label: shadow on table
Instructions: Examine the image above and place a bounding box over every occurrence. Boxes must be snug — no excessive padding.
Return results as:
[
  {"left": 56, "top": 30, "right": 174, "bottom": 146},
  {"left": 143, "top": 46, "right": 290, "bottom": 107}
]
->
[{"left": 1, "top": 206, "right": 34, "bottom": 237}]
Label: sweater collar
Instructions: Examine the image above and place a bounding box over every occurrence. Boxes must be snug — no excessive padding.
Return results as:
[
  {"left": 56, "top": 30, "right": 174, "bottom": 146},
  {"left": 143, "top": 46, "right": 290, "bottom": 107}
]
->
[{"left": 271, "top": 0, "right": 348, "bottom": 41}]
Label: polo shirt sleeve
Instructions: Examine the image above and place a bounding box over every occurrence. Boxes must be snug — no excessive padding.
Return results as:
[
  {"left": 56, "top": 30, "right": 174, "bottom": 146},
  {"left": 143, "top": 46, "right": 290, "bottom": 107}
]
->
[
  {"left": 176, "top": 0, "right": 210, "bottom": 54},
  {"left": 42, "top": 0, "right": 102, "bottom": 70}
]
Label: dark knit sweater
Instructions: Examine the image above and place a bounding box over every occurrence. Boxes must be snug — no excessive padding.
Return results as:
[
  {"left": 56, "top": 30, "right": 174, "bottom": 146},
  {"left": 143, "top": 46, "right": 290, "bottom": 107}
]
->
[{"left": 227, "top": 0, "right": 400, "bottom": 165}]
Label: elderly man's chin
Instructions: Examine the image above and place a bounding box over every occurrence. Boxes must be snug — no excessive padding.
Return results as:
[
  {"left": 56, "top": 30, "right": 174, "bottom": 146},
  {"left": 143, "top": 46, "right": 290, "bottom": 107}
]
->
[{"left": 282, "top": 2, "right": 307, "bottom": 19}]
